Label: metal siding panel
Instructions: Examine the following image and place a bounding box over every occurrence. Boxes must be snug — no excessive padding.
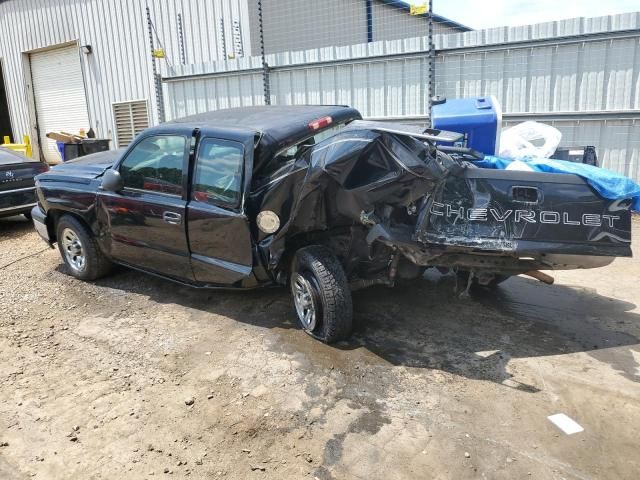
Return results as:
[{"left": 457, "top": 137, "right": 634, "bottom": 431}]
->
[
  {"left": 306, "top": 68, "right": 321, "bottom": 105},
  {"left": 552, "top": 44, "right": 579, "bottom": 112},
  {"left": 605, "top": 38, "right": 636, "bottom": 110},
  {"left": 483, "top": 50, "right": 504, "bottom": 103},
  {"left": 579, "top": 41, "right": 607, "bottom": 111},
  {"left": 462, "top": 52, "right": 483, "bottom": 98},
  {"left": 528, "top": 47, "right": 552, "bottom": 112},
  {"left": 352, "top": 63, "right": 369, "bottom": 116},
  {"left": 386, "top": 60, "right": 403, "bottom": 117},
  {"left": 403, "top": 57, "right": 423, "bottom": 116}
]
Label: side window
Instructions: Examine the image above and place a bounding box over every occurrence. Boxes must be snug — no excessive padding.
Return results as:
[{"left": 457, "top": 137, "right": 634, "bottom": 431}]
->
[
  {"left": 120, "top": 135, "right": 186, "bottom": 196},
  {"left": 192, "top": 138, "right": 244, "bottom": 207}
]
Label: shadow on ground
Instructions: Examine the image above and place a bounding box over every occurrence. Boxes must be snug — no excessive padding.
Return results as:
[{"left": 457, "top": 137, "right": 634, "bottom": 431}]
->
[
  {"left": 69, "top": 262, "right": 640, "bottom": 392},
  {"left": 0, "top": 215, "right": 34, "bottom": 235}
]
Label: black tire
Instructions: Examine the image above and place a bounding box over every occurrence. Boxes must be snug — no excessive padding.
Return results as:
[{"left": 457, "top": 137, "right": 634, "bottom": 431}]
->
[
  {"left": 23, "top": 211, "right": 32, "bottom": 221},
  {"left": 56, "top": 214, "right": 113, "bottom": 281},
  {"left": 457, "top": 270, "right": 511, "bottom": 289},
  {"left": 291, "top": 245, "right": 353, "bottom": 344}
]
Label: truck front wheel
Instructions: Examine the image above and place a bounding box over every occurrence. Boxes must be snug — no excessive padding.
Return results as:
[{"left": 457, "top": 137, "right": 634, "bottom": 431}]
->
[
  {"left": 56, "top": 215, "right": 113, "bottom": 281},
  {"left": 290, "top": 246, "right": 353, "bottom": 344}
]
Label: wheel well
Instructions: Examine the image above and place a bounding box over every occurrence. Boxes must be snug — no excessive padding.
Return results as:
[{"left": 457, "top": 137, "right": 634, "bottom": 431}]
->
[
  {"left": 279, "top": 227, "right": 364, "bottom": 279},
  {"left": 47, "top": 210, "right": 89, "bottom": 243}
]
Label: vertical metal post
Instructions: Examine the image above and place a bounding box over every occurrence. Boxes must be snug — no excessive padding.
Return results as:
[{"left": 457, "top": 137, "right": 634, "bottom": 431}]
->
[
  {"left": 220, "top": 18, "right": 227, "bottom": 59},
  {"left": 233, "top": 20, "right": 245, "bottom": 58},
  {"left": 177, "top": 13, "right": 186, "bottom": 64},
  {"left": 366, "top": 0, "right": 373, "bottom": 43},
  {"left": 146, "top": 6, "right": 165, "bottom": 123},
  {"left": 427, "top": 0, "right": 434, "bottom": 126},
  {"left": 257, "top": 0, "right": 270, "bottom": 105}
]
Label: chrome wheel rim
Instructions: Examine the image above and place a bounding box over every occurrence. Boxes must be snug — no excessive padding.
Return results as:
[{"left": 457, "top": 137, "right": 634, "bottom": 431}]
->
[
  {"left": 61, "top": 228, "right": 86, "bottom": 272},
  {"left": 292, "top": 272, "right": 317, "bottom": 331}
]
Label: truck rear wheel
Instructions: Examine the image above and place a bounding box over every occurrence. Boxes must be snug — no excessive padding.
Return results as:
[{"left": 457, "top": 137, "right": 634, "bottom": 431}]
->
[
  {"left": 56, "top": 215, "right": 113, "bottom": 281},
  {"left": 291, "top": 246, "right": 353, "bottom": 344}
]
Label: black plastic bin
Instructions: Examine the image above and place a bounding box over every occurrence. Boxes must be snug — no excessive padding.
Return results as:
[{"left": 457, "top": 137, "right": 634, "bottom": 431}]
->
[
  {"left": 553, "top": 146, "right": 598, "bottom": 167},
  {"left": 61, "top": 139, "right": 111, "bottom": 161},
  {"left": 81, "top": 139, "right": 111, "bottom": 155},
  {"left": 62, "top": 143, "right": 83, "bottom": 161}
]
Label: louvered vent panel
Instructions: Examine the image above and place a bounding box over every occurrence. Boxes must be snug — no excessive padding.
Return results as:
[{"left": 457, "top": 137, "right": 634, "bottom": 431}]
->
[{"left": 113, "top": 100, "right": 149, "bottom": 147}]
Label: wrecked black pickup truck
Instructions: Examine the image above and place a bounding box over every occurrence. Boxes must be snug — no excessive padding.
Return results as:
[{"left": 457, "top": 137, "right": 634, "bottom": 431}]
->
[{"left": 31, "top": 105, "right": 633, "bottom": 343}]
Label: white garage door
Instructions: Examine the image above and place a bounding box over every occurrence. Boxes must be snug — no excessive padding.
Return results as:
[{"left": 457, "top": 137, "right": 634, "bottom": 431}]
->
[{"left": 30, "top": 45, "right": 90, "bottom": 163}]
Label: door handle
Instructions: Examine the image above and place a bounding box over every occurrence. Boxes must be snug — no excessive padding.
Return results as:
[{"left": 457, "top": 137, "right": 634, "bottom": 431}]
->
[{"left": 162, "top": 211, "right": 182, "bottom": 225}]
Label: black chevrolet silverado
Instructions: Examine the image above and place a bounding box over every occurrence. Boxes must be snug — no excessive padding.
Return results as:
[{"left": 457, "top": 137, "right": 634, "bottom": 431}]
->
[
  {"left": 31, "top": 106, "right": 633, "bottom": 343},
  {"left": 1, "top": 147, "right": 48, "bottom": 219}
]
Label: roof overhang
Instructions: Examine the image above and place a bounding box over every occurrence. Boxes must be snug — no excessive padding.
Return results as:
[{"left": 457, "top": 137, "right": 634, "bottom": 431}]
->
[{"left": 375, "top": 0, "right": 472, "bottom": 32}]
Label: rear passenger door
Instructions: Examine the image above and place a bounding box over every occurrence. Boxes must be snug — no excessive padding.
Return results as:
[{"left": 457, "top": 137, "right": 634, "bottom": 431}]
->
[{"left": 187, "top": 136, "right": 253, "bottom": 285}]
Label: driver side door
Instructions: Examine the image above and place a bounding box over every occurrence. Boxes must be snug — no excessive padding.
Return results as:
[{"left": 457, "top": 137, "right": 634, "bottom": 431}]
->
[{"left": 97, "top": 133, "right": 194, "bottom": 281}]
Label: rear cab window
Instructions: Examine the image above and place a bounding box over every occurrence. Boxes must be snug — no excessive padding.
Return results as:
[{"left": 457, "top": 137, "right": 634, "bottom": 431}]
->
[{"left": 254, "top": 122, "right": 347, "bottom": 188}]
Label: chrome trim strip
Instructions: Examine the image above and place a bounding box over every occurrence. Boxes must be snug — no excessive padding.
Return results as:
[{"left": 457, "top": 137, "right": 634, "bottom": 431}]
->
[
  {"left": 0, "top": 186, "right": 36, "bottom": 194},
  {"left": 123, "top": 187, "right": 182, "bottom": 199},
  {"left": 0, "top": 202, "right": 37, "bottom": 213}
]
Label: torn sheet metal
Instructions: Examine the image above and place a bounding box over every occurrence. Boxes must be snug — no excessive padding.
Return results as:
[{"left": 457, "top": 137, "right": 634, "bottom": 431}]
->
[{"left": 248, "top": 121, "right": 633, "bottom": 276}]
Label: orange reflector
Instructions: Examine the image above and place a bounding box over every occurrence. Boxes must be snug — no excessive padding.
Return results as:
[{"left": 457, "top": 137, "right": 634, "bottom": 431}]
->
[{"left": 308, "top": 116, "right": 332, "bottom": 131}]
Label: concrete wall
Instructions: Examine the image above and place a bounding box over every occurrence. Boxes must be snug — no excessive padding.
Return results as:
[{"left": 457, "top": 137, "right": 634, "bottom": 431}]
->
[{"left": 0, "top": 0, "right": 250, "bottom": 151}]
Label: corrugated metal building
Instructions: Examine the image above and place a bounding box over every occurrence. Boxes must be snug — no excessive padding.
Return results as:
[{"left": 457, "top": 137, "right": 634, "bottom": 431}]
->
[
  {"left": 0, "top": 0, "right": 464, "bottom": 163},
  {"left": 163, "top": 12, "right": 640, "bottom": 183},
  {"left": 1, "top": 1, "right": 638, "bottom": 181},
  {"left": 247, "top": 0, "right": 469, "bottom": 55},
  {"left": 0, "top": 0, "right": 251, "bottom": 162}
]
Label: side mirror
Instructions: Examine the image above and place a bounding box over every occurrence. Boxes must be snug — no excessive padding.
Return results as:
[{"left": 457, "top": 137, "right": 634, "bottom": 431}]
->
[{"left": 100, "top": 168, "right": 124, "bottom": 192}]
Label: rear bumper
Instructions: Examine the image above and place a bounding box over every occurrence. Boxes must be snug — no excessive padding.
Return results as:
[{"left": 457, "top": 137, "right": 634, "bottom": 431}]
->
[
  {"left": 367, "top": 223, "right": 628, "bottom": 272},
  {"left": 0, "top": 186, "right": 36, "bottom": 218},
  {"left": 31, "top": 205, "right": 52, "bottom": 246}
]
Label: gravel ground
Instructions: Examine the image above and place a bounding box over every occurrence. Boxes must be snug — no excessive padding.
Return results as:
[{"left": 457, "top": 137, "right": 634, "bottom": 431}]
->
[{"left": 1, "top": 214, "right": 639, "bottom": 479}]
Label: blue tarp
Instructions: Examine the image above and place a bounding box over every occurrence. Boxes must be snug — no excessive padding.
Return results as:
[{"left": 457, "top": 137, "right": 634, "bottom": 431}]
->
[{"left": 475, "top": 155, "right": 640, "bottom": 212}]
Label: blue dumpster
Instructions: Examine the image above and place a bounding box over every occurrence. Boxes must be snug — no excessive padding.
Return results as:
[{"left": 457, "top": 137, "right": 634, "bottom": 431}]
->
[{"left": 431, "top": 96, "right": 502, "bottom": 155}]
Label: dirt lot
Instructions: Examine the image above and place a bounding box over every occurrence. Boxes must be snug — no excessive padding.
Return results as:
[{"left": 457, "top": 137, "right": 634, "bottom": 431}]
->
[{"left": 1, "top": 215, "right": 639, "bottom": 480}]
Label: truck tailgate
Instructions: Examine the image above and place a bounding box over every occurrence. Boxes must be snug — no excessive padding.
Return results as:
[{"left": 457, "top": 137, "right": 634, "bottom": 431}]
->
[{"left": 418, "top": 168, "right": 632, "bottom": 257}]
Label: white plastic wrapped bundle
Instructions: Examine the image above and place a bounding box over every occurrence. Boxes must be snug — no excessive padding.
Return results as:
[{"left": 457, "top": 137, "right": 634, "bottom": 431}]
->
[{"left": 499, "top": 121, "right": 562, "bottom": 160}]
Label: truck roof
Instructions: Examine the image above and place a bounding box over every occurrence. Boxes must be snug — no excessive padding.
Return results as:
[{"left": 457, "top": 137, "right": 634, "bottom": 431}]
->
[{"left": 171, "top": 105, "right": 362, "bottom": 173}]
